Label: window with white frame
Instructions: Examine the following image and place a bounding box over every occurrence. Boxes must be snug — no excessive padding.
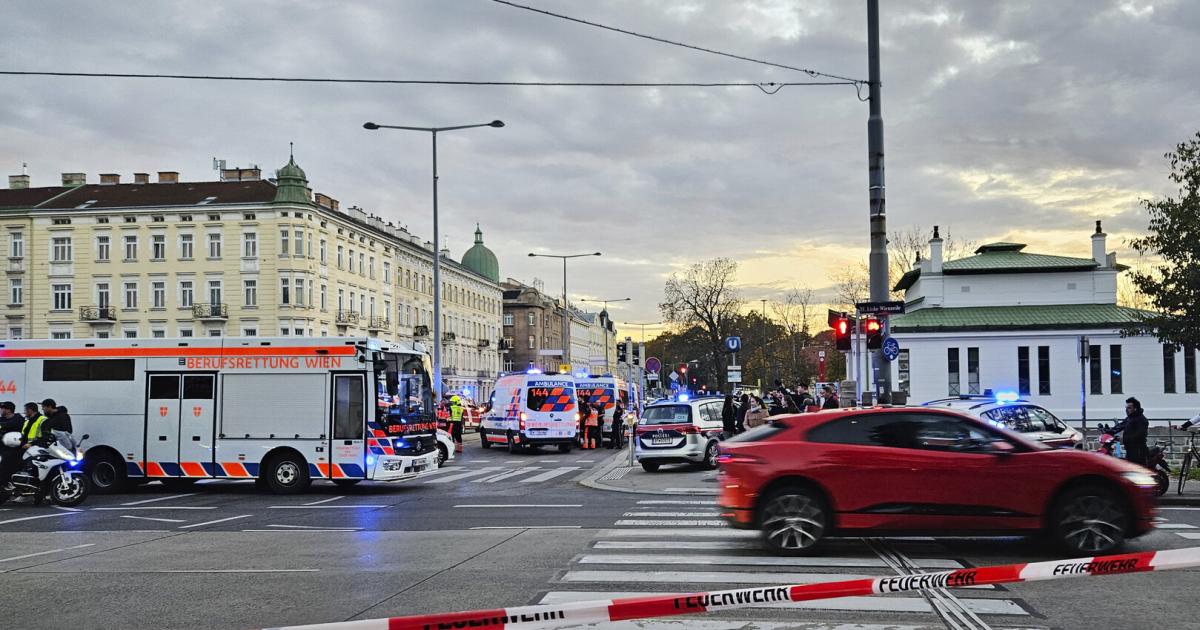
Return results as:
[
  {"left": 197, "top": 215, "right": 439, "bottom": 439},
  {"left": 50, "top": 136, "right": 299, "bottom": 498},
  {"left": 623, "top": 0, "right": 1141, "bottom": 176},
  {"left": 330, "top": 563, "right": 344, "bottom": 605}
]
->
[
  {"left": 244, "top": 279, "right": 257, "bottom": 307},
  {"left": 320, "top": 239, "right": 327, "bottom": 264},
  {"left": 279, "top": 229, "right": 289, "bottom": 255},
  {"left": 51, "top": 331, "right": 72, "bottom": 340},
  {"left": 95, "top": 235, "right": 110, "bottom": 261},
  {"left": 503, "top": 313, "right": 514, "bottom": 326},
  {"left": 9, "top": 232, "right": 23, "bottom": 258},
  {"left": 123, "top": 235, "right": 137, "bottom": 261},
  {"left": 207, "top": 279, "right": 222, "bottom": 305},
  {"left": 295, "top": 278, "right": 305, "bottom": 306},
  {"left": 8, "top": 278, "right": 22, "bottom": 305},
  {"left": 52, "top": 283, "right": 72, "bottom": 310},
  {"left": 338, "top": 288, "right": 345, "bottom": 311},
  {"left": 294, "top": 230, "right": 303, "bottom": 256},
  {"left": 528, "top": 312, "right": 536, "bottom": 326},
  {"left": 151, "top": 234, "right": 166, "bottom": 260},
  {"left": 383, "top": 261, "right": 390, "bottom": 284},
  {"left": 179, "top": 233, "right": 194, "bottom": 259},
  {"left": 96, "top": 331, "right": 110, "bottom": 339},
  {"left": 123, "top": 281, "right": 137, "bottom": 309},
  {"left": 369, "top": 256, "right": 375, "bottom": 279},
  {"left": 124, "top": 329, "right": 138, "bottom": 339},
  {"left": 152, "top": 281, "right": 166, "bottom": 308},
  {"left": 242, "top": 327, "right": 258, "bottom": 336},
  {"left": 207, "top": 233, "right": 222, "bottom": 259},
  {"left": 280, "top": 278, "right": 291, "bottom": 305},
  {"left": 528, "top": 335, "right": 535, "bottom": 349},
  {"left": 208, "top": 329, "right": 222, "bottom": 337},
  {"left": 52, "top": 236, "right": 72, "bottom": 262},
  {"left": 359, "top": 253, "right": 365, "bottom": 276},
  {"left": 179, "top": 327, "right": 193, "bottom": 337},
  {"left": 359, "top": 294, "right": 365, "bottom": 316},
  {"left": 307, "top": 233, "right": 313, "bottom": 259},
  {"left": 369, "top": 296, "right": 376, "bottom": 318},
  {"left": 243, "top": 232, "right": 257, "bottom": 258},
  {"left": 337, "top": 245, "right": 344, "bottom": 269},
  {"left": 320, "top": 284, "right": 327, "bottom": 310},
  {"left": 349, "top": 249, "right": 355, "bottom": 273},
  {"left": 179, "top": 280, "right": 194, "bottom": 307},
  {"left": 96, "top": 282, "right": 109, "bottom": 308},
  {"left": 9, "top": 326, "right": 23, "bottom": 339},
  {"left": 152, "top": 329, "right": 166, "bottom": 338}
]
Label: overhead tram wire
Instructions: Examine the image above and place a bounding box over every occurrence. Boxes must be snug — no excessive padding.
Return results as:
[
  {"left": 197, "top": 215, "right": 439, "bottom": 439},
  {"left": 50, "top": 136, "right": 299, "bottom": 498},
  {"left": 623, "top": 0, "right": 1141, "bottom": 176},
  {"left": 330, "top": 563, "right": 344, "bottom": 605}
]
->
[
  {"left": 0, "top": 71, "right": 851, "bottom": 94},
  {"left": 489, "top": 0, "right": 867, "bottom": 86}
]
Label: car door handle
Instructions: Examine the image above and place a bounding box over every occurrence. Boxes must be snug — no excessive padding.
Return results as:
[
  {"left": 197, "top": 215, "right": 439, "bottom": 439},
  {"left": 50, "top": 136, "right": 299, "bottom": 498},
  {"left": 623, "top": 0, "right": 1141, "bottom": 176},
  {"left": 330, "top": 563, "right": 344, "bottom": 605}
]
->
[
  {"left": 192, "top": 436, "right": 201, "bottom": 441},
  {"left": 158, "top": 436, "right": 168, "bottom": 441},
  {"left": 343, "top": 440, "right": 354, "bottom": 445}
]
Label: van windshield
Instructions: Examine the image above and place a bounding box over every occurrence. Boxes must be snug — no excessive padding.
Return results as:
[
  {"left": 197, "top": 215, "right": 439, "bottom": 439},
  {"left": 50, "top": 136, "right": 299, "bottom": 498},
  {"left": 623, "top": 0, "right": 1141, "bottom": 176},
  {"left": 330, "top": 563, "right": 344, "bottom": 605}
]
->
[
  {"left": 527, "top": 382, "right": 575, "bottom": 412},
  {"left": 641, "top": 405, "right": 692, "bottom": 425}
]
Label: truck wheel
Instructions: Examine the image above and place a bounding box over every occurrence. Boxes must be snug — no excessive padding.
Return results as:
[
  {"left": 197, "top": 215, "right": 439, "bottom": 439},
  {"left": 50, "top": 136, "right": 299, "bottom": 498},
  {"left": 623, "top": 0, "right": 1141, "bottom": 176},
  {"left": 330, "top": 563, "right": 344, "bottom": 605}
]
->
[
  {"left": 85, "top": 452, "right": 128, "bottom": 494},
  {"left": 263, "top": 453, "right": 312, "bottom": 495},
  {"left": 480, "top": 430, "right": 492, "bottom": 449},
  {"left": 507, "top": 432, "right": 522, "bottom": 454}
]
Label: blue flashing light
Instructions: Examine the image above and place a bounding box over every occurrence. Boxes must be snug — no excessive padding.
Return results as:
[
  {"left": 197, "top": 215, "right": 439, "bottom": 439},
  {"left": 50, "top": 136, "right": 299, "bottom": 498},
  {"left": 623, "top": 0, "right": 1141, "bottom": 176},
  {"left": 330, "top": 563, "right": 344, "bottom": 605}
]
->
[
  {"left": 677, "top": 393, "right": 690, "bottom": 402},
  {"left": 574, "top": 372, "right": 590, "bottom": 379},
  {"left": 68, "top": 459, "right": 81, "bottom": 468},
  {"left": 366, "top": 455, "right": 376, "bottom": 466},
  {"left": 396, "top": 440, "right": 408, "bottom": 449},
  {"left": 526, "top": 368, "right": 543, "bottom": 374},
  {"left": 994, "top": 391, "right": 1019, "bottom": 403}
]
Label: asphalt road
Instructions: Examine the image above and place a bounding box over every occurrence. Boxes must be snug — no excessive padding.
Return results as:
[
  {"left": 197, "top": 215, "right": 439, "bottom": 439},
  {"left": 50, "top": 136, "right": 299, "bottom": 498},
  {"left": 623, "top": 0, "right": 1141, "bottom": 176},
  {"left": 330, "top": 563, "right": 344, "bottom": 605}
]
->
[{"left": 1, "top": 444, "right": 1198, "bottom": 630}]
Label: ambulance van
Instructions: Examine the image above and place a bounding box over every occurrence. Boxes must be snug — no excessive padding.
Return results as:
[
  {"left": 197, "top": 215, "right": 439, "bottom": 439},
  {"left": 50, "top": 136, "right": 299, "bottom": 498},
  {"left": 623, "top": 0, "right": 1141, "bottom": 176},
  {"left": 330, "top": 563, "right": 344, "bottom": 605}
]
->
[
  {"left": 480, "top": 372, "right": 578, "bottom": 453},
  {"left": 575, "top": 375, "right": 641, "bottom": 446}
]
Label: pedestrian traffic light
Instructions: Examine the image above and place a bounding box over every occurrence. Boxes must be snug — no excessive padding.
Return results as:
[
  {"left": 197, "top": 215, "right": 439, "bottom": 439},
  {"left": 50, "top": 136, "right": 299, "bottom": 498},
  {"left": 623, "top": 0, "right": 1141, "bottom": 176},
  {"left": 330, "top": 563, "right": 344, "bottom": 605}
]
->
[
  {"left": 865, "top": 318, "right": 883, "bottom": 350},
  {"left": 678, "top": 363, "right": 688, "bottom": 374},
  {"left": 834, "top": 317, "right": 851, "bottom": 351},
  {"left": 617, "top": 342, "right": 628, "bottom": 363},
  {"left": 632, "top": 345, "right": 641, "bottom": 367}
]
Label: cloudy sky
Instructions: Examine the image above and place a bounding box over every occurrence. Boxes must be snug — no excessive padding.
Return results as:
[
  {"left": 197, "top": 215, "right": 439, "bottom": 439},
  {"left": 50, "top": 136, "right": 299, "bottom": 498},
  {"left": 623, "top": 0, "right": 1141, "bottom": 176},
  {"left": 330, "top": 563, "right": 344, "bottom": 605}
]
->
[{"left": 3, "top": 0, "right": 1198, "bottom": 335}]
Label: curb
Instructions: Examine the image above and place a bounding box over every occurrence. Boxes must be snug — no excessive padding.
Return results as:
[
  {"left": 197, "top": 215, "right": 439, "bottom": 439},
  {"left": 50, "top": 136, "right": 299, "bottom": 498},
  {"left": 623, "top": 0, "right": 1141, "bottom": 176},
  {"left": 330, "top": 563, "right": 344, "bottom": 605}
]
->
[
  {"left": 579, "top": 448, "right": 720, "bottom": 496},
  {"left": 1159, "top": 496, "right": 1200, "bottom": 507}
]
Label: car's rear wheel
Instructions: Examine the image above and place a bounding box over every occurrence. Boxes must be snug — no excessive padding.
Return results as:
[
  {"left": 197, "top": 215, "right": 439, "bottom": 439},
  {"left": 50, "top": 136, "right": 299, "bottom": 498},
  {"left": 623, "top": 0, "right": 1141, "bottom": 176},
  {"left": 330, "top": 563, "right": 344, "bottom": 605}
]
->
[
  {"left": 480, "top": 431, "right": 492, "bottom": 449},
  {"left": 702, "top": 440, "right": 719, "bottom": 470},
  {"left": 507, "top": 432, "right": 521, "bottom": 454},
  {"left": 1051, "top": 484, "right": 1129, "bottom": 555},
  {"left": 640, "top": 462, "right": 660, "bottom": 472},
  {"left": 759, "top": 487, "right": 828, "bottom": 555}
]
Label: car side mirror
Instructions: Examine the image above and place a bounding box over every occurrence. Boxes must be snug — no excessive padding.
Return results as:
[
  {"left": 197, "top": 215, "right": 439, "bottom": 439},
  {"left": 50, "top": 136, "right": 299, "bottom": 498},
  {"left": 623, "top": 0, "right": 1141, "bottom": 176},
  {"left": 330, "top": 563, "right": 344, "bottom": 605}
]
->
[
  {"left": 81, "top": 434, "right": 90, "bottom": 440},
  {"left": 1051, "top": 425, "right": 1066, "bottom": 434}
]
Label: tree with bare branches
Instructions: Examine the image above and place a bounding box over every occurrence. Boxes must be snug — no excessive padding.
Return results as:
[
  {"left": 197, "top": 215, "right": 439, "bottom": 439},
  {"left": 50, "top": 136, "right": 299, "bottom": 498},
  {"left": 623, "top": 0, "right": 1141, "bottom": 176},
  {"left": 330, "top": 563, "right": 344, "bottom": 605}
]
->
[{"left": 660, "top": 258, "right": 743, "bottom": 390}]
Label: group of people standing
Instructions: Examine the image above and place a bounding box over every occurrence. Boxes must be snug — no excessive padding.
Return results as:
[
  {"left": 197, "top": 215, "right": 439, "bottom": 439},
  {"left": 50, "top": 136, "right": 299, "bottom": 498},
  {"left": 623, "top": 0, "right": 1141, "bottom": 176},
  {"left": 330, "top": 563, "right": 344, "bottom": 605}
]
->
[
  {"left": 719, "top": 381, "right": 841, "bottom": 437},
  {"left": 0, "top": 399, "right": 73, "bottom": 489},
  {"left": 577, "top": 396, "right": 625, "bottom": 450}
]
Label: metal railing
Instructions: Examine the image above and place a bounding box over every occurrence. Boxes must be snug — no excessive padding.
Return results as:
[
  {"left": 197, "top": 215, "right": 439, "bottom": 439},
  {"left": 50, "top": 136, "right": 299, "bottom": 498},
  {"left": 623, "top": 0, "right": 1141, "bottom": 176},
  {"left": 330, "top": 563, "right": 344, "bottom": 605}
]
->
[
  {"left": 79, "top": 305, "right": 117, "bottom": 322},
  {"left": 414, "top": 325, "right": 430, "bottom": 337},
  {"left": 336, "top": 310, "right": 360, "bottom": 324},
  {"left": 477, "top": 338, "right": 490, "bottom": 348},
  {"left": 192, "top": 303, "right": 228, "bottom": 319},
  {"left": 368, "top": 316, "right": 391, "bottom": 331}
]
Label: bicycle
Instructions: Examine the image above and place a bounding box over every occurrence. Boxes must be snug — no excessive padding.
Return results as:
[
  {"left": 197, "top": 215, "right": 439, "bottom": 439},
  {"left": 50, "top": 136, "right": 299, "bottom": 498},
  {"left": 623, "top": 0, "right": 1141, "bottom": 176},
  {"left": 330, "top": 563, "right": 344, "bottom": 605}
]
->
[{"left": 1178, "top": 430, "right": 1200, "bottom": 495}]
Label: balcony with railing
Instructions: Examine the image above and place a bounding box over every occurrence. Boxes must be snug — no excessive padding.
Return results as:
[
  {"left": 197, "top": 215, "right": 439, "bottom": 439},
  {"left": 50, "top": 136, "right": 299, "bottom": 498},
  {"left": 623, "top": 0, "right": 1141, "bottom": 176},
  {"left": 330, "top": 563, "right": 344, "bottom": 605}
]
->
[
  {"left": 498, "top": 339, "right": 512, "bottom": 351},
  {"left": 442, "top": 332, "right": 457, "bottom": 343},
  {"left": 367, "top": 316, "right": 390, "bottom": 332},
  {"left": 192, "top": 303, "right": 228, "bottom": 320},
  {"left": 336, "top": 310, "right": 360, "bottom": 325},
  {"left": 413, "top": 325, "right": 429, "bottom": 337},
  {"left": 79, "top": 305, "right": 117, "bottom": 323},
  {"left": 477, "top": 338, "right": 490, "bottom": 348}
]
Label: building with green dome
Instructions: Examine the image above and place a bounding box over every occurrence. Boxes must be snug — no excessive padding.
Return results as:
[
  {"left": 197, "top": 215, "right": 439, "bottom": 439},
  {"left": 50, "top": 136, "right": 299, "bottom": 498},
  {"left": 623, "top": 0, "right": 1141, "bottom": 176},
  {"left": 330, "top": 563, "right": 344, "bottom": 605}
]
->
[{"left": 460, "top": 224, "right": 499, "bottom": 283}]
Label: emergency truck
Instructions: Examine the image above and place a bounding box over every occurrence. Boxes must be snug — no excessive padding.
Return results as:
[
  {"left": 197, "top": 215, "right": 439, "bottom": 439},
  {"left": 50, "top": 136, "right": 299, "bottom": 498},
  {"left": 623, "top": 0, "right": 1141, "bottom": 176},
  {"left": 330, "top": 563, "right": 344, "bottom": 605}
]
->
[
  {"left": 0, "top": 337, "right": 442, "bottom": 494},
  {"left": 574, "top": 374, "right": 640, "bottom": 446},
  {"left": 480, "top": 371, "right": 577, "bottom": 453}
]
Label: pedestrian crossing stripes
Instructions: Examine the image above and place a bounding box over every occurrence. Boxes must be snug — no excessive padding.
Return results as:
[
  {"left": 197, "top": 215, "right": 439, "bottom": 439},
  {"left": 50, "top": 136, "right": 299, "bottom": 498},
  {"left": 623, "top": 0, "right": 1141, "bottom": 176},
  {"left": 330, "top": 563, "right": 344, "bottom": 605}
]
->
[{"left": 420, "top": 465, "right": 581, "bottom": 484}]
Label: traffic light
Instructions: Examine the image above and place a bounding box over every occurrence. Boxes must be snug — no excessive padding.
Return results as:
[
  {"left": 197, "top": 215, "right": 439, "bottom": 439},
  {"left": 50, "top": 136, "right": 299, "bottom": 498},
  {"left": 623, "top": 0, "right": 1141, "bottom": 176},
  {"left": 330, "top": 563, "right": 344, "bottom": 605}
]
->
[
  {"left": 865, "top": 318, "right": 883, "bottom": 350},
  {"left": 834, "top": 317, "right": 851, "bottom": 351},
  {"left": 678, "top": 363, "right": 688, "bottom": 375},
  {"left": 617, "top": 342, "right": 628, "bottom": 363},
  {"left": 632, "top": 344, "right": 641, "bottom": 367}
]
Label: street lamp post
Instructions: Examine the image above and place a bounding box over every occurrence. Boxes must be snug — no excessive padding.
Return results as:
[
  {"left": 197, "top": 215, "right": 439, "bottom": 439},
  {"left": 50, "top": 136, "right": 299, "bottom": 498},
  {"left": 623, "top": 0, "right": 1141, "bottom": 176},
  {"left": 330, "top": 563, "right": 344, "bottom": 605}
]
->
[
  {"left": 363, "top": 119, "right": 504, "bottom": 403},
  {"left": 528, "top": 252, "right": 601, "bottom": 373},
  {"left": 579, "top": 297, "right": 630, "bottom": 372}
]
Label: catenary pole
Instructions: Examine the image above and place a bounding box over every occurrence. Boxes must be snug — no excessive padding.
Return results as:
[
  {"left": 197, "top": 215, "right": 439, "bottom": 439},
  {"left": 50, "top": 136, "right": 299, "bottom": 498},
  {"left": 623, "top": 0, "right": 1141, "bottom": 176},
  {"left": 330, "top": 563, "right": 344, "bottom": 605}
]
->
[{"left": 866, "top": 0, "right": 891, "bottom": 402}]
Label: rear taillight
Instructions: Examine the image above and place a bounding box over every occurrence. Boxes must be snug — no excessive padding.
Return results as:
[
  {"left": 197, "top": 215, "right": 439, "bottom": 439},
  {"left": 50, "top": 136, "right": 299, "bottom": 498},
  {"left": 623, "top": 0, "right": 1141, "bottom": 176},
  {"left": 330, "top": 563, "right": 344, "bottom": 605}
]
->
[
  {"left": 717, "top": 453, "right": 763, "bottom": 465},
  {"left": 519, "top": 411, "right": 527, "bottom": 430},
  {"left": 682, "top": 425, "right": 700, "bottom": 434}
]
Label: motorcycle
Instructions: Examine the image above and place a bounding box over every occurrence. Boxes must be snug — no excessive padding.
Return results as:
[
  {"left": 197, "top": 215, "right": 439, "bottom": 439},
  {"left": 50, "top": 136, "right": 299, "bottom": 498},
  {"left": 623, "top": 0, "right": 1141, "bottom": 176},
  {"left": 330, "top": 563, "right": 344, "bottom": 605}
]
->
[
  {"left": 1096, "top": 423, "right": 1170, "bottom": 496},
  {"left": 0, "top": 431, "right": 91, "bottom": 507}
]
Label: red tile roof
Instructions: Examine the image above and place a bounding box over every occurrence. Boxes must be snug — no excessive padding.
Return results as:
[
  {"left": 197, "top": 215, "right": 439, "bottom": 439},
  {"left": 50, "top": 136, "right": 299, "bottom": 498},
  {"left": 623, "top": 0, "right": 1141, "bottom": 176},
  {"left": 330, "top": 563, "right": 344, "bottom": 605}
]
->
[{"left": 0, "top": 187, "right": 72, "bottom": 209}]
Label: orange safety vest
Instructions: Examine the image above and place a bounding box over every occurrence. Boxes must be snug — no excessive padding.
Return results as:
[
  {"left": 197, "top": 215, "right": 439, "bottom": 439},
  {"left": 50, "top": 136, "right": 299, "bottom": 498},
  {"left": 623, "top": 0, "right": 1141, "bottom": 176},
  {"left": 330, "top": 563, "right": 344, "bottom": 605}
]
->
[{"left": 585, "top": 409, "right": 600, "bottom": 427}]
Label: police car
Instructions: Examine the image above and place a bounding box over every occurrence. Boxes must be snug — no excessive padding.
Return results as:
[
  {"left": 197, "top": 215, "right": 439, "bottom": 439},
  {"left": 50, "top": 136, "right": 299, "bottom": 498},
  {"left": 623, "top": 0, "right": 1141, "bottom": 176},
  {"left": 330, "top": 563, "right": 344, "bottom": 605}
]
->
[
  {"left": 634, "top": 393, "right": 725, "bottom": 472},
  {"left": 922, "top": 392, "right": 1084, "bottom": 449}
]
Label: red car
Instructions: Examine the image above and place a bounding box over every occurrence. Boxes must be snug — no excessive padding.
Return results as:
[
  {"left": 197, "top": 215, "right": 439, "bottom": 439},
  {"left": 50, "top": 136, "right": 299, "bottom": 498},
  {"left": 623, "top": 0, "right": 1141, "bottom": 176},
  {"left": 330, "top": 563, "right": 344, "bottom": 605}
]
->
[{"left": 717, "top": 407, "right": 1158, "bottom": 556}]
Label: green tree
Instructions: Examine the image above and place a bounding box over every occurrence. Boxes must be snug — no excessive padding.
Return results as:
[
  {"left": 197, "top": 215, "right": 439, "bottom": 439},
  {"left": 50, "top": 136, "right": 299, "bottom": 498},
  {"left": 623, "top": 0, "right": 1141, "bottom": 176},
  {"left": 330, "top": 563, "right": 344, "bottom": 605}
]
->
[
  {"left": 1128, "top": 131, "right": 1200, "bottom": 348},
  {"left": 659, "top": 258, "right": 743, "bottom": 390}
]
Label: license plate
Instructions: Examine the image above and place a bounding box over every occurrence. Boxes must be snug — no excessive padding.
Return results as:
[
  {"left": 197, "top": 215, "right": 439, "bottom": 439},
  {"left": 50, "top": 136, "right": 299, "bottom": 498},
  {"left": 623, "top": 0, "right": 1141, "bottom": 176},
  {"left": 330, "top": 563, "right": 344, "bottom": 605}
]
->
[
  {"left": 651, "top": 437, "right": 673, "bottom": 445},
  {"left": 383, "top": 461, "right": 402, "bottom": 471}
]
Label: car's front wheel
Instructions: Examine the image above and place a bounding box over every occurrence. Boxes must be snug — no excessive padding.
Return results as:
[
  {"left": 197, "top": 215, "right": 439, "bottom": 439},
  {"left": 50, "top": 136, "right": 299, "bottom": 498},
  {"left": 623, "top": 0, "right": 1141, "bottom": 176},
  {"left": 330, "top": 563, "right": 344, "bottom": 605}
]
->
[
  {"left": 702, "top": 440, "right": 720, "bottom": 470},
  {"left": 436, "top": 443, "right": 449, "bottom": 467},
  {"left": 759, "top": 487, "right": 828, "bottom": 555},
  {"left": 1051, "top": 484, "right": 1129, "bottom": 555}
]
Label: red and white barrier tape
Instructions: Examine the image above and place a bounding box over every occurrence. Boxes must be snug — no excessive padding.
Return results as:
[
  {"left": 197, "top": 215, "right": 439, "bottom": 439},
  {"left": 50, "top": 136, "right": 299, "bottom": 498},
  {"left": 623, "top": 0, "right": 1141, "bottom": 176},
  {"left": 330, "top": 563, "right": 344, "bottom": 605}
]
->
[{"left": 265, "top": 546, "right": 1200, "bottom": 630}]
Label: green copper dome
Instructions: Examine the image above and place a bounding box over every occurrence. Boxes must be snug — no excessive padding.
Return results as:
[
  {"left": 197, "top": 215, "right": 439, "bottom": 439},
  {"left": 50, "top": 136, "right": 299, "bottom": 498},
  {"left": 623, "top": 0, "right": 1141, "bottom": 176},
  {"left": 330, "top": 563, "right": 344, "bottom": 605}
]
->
[
  {"left": 272, "top": 156, "right": 312, "bottom": 205},
  {"left": 461, "top": 224, "right": 499, "bottom": 283}
]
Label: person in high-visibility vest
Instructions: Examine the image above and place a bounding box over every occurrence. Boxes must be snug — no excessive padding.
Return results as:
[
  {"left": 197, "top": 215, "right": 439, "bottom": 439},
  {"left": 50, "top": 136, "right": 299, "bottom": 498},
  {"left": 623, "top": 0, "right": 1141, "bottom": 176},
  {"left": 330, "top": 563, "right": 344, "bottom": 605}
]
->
[{"left": 448, "top": 395, "right": 465, "bottom": 453}]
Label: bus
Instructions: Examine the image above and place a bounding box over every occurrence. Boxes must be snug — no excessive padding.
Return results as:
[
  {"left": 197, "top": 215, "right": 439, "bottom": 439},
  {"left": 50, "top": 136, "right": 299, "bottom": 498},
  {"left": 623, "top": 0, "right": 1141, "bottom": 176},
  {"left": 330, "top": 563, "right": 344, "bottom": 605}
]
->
[{"left": 0, "top": 336, "right": 441, "bottom": 494}]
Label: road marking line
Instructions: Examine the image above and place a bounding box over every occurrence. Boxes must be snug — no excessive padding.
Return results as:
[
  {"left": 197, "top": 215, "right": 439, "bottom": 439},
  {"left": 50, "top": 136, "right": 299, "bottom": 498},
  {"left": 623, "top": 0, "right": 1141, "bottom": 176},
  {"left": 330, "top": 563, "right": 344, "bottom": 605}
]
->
[
  {"left": 121, "top": 493, "right": 198, "bottom": 506},
  {"left": 178, "top": 514, "right": 253, "bottom": 529},
  {"left": 120, "top": 515, "right": 186, "bottom": 523},
  {"left": 153, "top": 569, "right": 319, "bottom": 573},
  {"left": 518, "top": 467, "right": 580, "bottom": 483},
  {"left": 453, "top": 504, "right": 582, "bottom": 508},
  {"left": 54, "top": 506, "right": 83, "bottom": 512},
  {"left": 267, "top": 524, "right": 363, "bottom": 530},
  {"left": 613, "top": 519, "right": 726, "bottom": 527},
  {"left": 304, "top": 496, "right": 344, "bottom": 506},
  {"left": 93, "top": 507, "right": 217, "bottom": 511},
  {"left": 1160, "top": 507, "right": 1200, "bottom": 511},
  {"left": 267, "top": 505, "right": 386, "bottom": 509},
  {"left": 1156, "top": 523, "right": 1198, "bottom": 529},
  {"left": 622, "top": 511, "right": 721, "bottom": 517},
  {"left": 576, "top": 459, "right": 595, "bottom": 463},
  {"left": 600, "top": 528, "right": 758, "bottom": 538},
  {"left": 241, "top": 529, "right": 359, "bottom": 533},
  {"left": 537, "top": 592, "right": 1027, "bottom": 615},
  {"left": 0, "top": 512, "right": 75, "bottom": 526},
  {"left": 423, "top": 466, "right": 504, "bottom": 484},
  {"left": 577, "top": 554, "right": 963, "bottom": 569},
  {"left": 1176, "top": 532, "right": 1200, "bottom": 539},
  {"left": 594, "top": 540, "right": 763, "bottom": 550},
  {"left": 663, "top": 487, "right": 720, "bottom": 494},
  {"left": 635, "top": 500, "right": 717, "bottom": 505},
  {"left": 469, "top": 525, "right": 582, "bottom": 530},
  {"left": 0, "top": 544, "right": 95, "bottom": 564},
  {"left": 476, "top": 467, "right": 540, "bottom": 483}
]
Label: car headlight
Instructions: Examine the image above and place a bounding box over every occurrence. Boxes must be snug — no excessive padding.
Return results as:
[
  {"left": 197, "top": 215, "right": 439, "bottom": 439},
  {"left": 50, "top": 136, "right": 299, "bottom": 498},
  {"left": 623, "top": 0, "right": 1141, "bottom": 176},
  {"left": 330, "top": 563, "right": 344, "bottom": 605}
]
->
[{"left": 1121, "top": 471, "right": 1158, "bottom": 487}]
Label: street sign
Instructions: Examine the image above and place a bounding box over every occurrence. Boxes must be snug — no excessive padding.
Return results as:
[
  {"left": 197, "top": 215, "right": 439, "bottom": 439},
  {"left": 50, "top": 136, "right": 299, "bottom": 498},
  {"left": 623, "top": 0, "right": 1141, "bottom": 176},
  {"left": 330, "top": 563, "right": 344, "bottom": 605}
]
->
[
  {"left": 725, "top": 336, "right": 742, "bottom": 353},
  {"left": 727, "top": 366, "right": 742, "bottom": 383},
  {"left": 668, "top": 372, "right": 679, "bottom": 382},
  {"left": 855, "top": 300, "right": 905, "bottom": 315},
  {"left": 882, "top": 337, "right": 901, "bottom": 361},
  {"left": 644, "top": 357, "right": 661, "bottom": 373},
  {"left": 559, "top": 364, "right": 572, "bottom": 373}
]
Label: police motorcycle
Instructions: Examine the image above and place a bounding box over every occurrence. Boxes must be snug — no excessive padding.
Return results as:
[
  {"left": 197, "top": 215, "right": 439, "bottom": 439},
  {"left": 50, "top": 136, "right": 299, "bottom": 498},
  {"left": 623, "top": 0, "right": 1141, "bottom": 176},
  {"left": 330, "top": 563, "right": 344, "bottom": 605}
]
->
[{"left": 0, "top": 430, "right": 90, "bottom": 507}]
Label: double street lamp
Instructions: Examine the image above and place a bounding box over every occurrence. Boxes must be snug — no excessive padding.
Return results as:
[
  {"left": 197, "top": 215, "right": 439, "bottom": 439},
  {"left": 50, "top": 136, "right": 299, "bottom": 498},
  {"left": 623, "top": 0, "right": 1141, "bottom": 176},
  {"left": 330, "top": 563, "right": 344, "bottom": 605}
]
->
[
  {"left": 528, "top": 251, "right": 601, "bottom": 373},
  {"left": 579, "top": 297, "right": 630, "bottom": 371},
  {"left": 363, "top": 119, "right": 504, "bottom": 403}
]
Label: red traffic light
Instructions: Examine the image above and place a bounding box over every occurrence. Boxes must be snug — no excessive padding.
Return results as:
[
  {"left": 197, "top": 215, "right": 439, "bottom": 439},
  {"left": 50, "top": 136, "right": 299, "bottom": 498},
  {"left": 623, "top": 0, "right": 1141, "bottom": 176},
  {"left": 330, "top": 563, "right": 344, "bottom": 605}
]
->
[
  {"left": 865, "top": 318, "right": 882, "bottom": 334},
  {"left": 836, "top": 319, "right": 849, "bottom": 335},
  {"left": 678, "top": 363, "right": 688, "bottom": 374},
  {"left": 833, "top": 317, "right": 851, "bottom": 351}
]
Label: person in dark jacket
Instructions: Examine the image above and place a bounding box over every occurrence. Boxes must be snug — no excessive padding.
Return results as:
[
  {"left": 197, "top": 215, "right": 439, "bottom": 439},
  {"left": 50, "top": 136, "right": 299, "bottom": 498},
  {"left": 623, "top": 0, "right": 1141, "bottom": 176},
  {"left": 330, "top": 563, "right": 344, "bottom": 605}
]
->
[
  {"left": 792, "top": 384, "right": 815, "bottom": 412},
  {"left": 1113, "top": 396, "right": 1149, "bottom": 465},
  {"left": 735, "top": 394, "right": 750, "bottom": 433},
  {"left": 721, "top": 394, "right": 736, "bottom": 437},
  {"left": 820, "top": 385, "right": 840, "bottom": 410},
  {"left": 609, "top": 401, "right": 625, "bottom": 449},
  {"left": 39, "top": 398, "right": 73, "bottom": 437},
  {"left": 0, "top": 402, "right": 22, "bottom": 489}
]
